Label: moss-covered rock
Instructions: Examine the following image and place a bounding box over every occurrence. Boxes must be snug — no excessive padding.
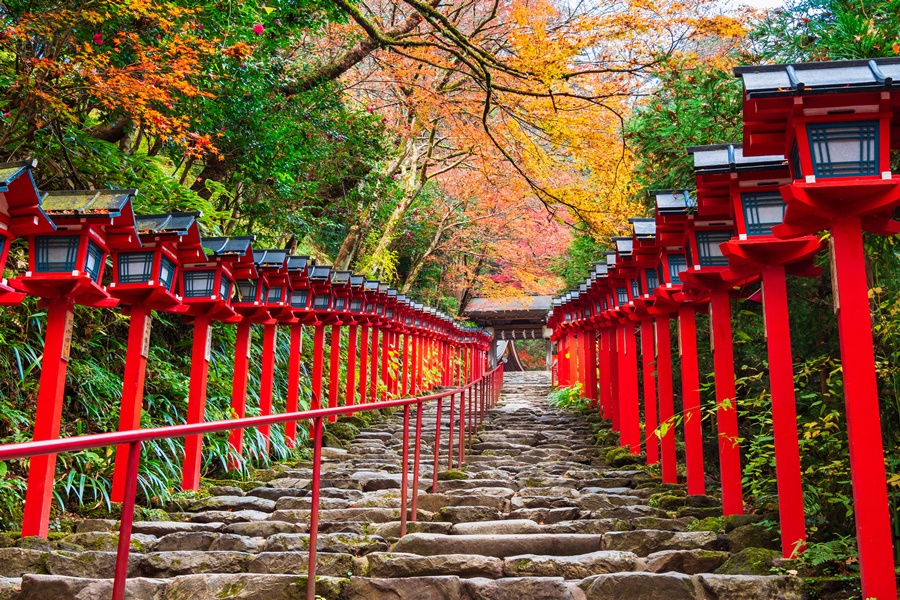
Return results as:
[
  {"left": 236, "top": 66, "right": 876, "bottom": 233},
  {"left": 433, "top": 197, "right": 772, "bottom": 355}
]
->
[
  {"left": 326, "top": 421, "right": 360, "bottom": 442},
  {"left": 723, "top": 513, "right": 767, "bottom": 533},
  {"left": 437, "top": 470, "right": 467, "bottom": 481},
  {"left": 725, "top": 523, "right": 780, "bottom": 552},
  {"left": 649, "top": 493, "right": 687, "bottom": 511},
  {"left": 715, "top": 547, "right": 778, "bottom": 575},
  {"left": 687, "top": 516, "right": 725, "bottom": 533},
  {"left": 605, "top": 446, "right": 645, "bottom": 468}
]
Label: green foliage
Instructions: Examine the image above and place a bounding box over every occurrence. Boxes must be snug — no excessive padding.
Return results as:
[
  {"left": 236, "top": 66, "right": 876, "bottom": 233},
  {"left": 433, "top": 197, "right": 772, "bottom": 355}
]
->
[
  {"left": 550, "top": 226, "right": 608, "bottom": 290},
  {"left": 547, "top": 384, "right": 589, "bottom": 410}
]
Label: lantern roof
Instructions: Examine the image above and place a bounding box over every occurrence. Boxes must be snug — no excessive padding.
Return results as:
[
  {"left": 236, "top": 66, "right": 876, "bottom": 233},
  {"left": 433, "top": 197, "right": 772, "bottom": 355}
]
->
[
  {"left": 687, "top": 143, "right": 787, "bottom": 174},
  {"left": 349, "top": 274, "right": 365, "bottom": 288},
  {"left": 133, "top": 212, "right": 204, "bottom": 263},
  {"left": 614, "top": 237, "right": 633, "bottom": 256},
  {"left": 605, "top": 251, "right": 617, "bottom": 266},
  {"left": 387, "top": 288, "right": 398, "bottom": 299},
  {"left": 332, "top": 270, "right": 351, "bottom": 285},
  {"left": 0, "top": 160, "right": 51, "bottom": 233},
  {"left": 0, "top": 160, "right": 36, "bottom": 190},
  {"left": 254, "top": 249, "right": 288, "bottom": 269},
  {"left": 734, "top": 57, "right": 900, "bottom": 99},
  {"left": 378, "top": 283, "right": 389, "bottom": 293},
  {"left": 629, "top": 218, "right": 656, "bottom": 239},
  {"left": 308, "top": 265, "right": 332, "bottom": 281},
  {"left": 202, "top": 236, "right": 254, "bottom": 257},
  {"left": 287, "top": 255, "right": 310, "bottom": 272},
  {"left": 653, "top": 189, "right": 696, "bottom": 214},
  {"left": 365, "top": 280, "right": 380, "bottom": 291},
  {"left": 594, "top": 262, "right": 608, "bottom": 276},
  {"left": 40, "top": 189, "right": 136, "bottom": 218}
]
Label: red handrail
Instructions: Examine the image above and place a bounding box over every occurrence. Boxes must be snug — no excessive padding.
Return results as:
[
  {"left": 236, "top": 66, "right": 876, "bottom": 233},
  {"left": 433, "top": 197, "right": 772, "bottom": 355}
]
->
[{"left": 0, "top": 364, "right": 504, "bottom": 600}]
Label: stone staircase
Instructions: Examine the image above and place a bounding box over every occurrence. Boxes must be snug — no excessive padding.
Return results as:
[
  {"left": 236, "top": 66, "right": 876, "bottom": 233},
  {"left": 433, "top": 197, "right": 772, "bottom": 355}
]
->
[{"left": 0, "top": 371, "right": 804, "bottom": 599}]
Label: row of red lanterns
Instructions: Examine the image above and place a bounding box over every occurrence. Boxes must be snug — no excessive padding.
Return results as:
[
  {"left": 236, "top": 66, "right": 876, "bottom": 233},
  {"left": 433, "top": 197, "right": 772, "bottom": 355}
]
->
[
  {"left": 0, "top": 159, "right": 491, "bottom": 538},
  {"left": 548, "top": 56, "right": 900, "bottom": 600}
]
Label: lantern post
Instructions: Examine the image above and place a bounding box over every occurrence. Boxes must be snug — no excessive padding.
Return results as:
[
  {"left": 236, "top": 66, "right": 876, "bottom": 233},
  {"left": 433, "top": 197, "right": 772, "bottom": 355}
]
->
[
  {"left": 736, "top": 59, "right": 900, "bottom": 593},
  {"left": 11, "top": 183, "right": 134, "bottom": 538},
  {"left": 308, "top": 265, "right": 336, "bottom": 412},
  {"left": 178, "top": 236, "right": 255, "bottom": 490},
  {"left": 284, "top": 256, "right": 313, "bottom": 446},
  {"left": 345, "top": 275, "right": 366, "bottom": 409},
  {"left": 108, "top": 212, "right": 204, "bottom": 500},
  {"left": 0, "top": 160, "right": 45, "bottom": 307},
  {"left": 327, "top": 270, "right": 352, "bottom": 421}
]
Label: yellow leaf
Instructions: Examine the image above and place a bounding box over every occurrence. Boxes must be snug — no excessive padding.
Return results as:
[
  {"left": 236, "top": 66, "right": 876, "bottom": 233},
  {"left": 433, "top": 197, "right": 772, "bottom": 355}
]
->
[
  {"left": 893, "top": 41, "right": 900, "bottom": 55},
  {"left": 261, "top": 6, "right": 275, "bottom": 14}
]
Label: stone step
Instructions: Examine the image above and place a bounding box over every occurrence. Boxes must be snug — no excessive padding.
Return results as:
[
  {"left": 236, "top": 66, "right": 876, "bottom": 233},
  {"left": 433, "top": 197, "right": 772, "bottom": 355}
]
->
[{"left": 391, "top": 533, "right": 604, "bottom": 557}]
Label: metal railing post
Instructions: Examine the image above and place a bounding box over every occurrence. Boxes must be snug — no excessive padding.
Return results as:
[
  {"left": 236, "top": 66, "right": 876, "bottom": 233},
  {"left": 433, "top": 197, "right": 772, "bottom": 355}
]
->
[
  {"left": 447, "top": 392, "right": 455, "bottom": 470},
  {"left": 458, "top": 390, "right": 466, "bottom": 465},
  {"left": 432, "top": 396, "right": 442, "bottom": 493},
  {"left": 307, "top": 416, "right": 323, "bottom": 600},
  {"left": 400, "top": 404, "right": 411, "bottom": 536},
  {"left": 112, "top": 440, "right": 141, "bottom": 600},
  {"left": 411, "top": 400, "right": 423, "bottom": 520}
]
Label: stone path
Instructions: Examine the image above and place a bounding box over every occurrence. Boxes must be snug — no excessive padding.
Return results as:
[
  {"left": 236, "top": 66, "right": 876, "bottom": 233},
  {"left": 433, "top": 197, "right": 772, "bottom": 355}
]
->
[{"left": 0, "top": 371, "right": 802, "bottom": 599}]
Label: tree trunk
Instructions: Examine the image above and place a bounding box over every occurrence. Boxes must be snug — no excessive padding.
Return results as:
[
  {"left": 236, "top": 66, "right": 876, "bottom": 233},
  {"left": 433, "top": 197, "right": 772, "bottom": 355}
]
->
[
  {"left": 335, "top": 223, "right": 363, "bottom": 270},
  {"left": 401, "top": 221, "right": 448, "bottom": 293}
]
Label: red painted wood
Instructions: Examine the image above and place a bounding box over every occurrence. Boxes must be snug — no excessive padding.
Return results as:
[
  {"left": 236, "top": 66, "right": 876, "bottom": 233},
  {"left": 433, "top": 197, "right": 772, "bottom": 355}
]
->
[
  {"left": 401, "top": 333, "right": 410, "bottom": 397},
  {"left": 284, "top": 323, "right": 303, "bottom": 446},
  {"left": 400, "top": 404, "right": 410, "bottom": 536},
  {"left": 611, "top": 326, "right": 622, "bottom": 432},
  {"left": 830, "top": 217, "right": 897, "bottom": 599},
  {"left": 599, "top": 329, "right": 611, "bottom": 419},
  {"left": 410, "top": 334, "right": 418, "bottom": 396},
  {"left": 381, "top": 329, "right": 390, "bottom": 400},
  {"left": 678, "top": 306, "right": 705, "bottom": 496},
  {"left": 410, "top": 401, "right": 423, "bottom": 518},
  {"left": 358, "top": 326, "right": 369, "bottom": 405},
  {"left": 257, "top": 323, "right": 277, "bottom": 448},
  {"left": 112, "top": 441, "right": 141, "bottom": 600},
  {"left": 346, "top": 324, "right": 358, "bottom": 410},
  {"left": 311, "top": 324, "right": 325, "bottom": 410},
  {"left": 585, "top": 331, "right": 598, "bottom": 404},
  {"left": 761, "top": 264, "right": 807, "bottom": 558},
  {"left": 111, "top": 304, "right": 151, "bottom": 502},
  {"left": 306, "top": 416, "right": 323, "bottom": 600},
  {"left": 640, "top": 321, "right": 658, "bottom": 465},
  {"left": 623, "top": 322, "right": 640, "bottom": 454},
  {"left": 710, "top": 290, "right": 744, "bottom": 516},
  {"left": 656, "top": 316, "right": 678, "bottom": 484},
  {"left": 327, "top": 325, "right": 341, "bottom": 423},
  {"left": 22, "top": 297, "right": 76, "bottom": 537},
  {"left": 181, "top": 315, "right": 213, "bottom": 491},
  {"left": 226, "top": 319, "right": 253, "bottom": 468}
]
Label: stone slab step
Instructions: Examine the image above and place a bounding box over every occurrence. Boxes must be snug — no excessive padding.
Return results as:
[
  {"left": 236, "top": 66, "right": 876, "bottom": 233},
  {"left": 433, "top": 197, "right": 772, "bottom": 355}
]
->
[{"left": 391, "top": 533, "right": 603, "bottom": 558}]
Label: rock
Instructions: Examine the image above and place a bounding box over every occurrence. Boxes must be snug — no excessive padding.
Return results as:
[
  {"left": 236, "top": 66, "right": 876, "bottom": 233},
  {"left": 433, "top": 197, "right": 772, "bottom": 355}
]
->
[
  {"left": 131, "top": 521, "right": 224, "bottom": 536},
  {"left": 45, "top": 551, "right": 141, "bottom": 579},
  {"left": 266, "top": 478, "right": 312, "bottom": 490},
  {"left": 449, "top": 520, "right": 541, "bottom": 536},
  {"left": 19, "top": 574, "right": 167, "bottom": 600},
  {"left": 0, "top": 549, "right": 46, "bottom": 578},
  {"left": 246, "top": 487, "right": 307, "bottom": 501},
  {"left": 715, "top": 548, "right": 780, "bottom": 575},
  {"left": 725, "top": 524, "right": 781, "bottom": 552},
  {"left": 139, "top": 551, "right": 251, "bottom": 576},
  {"left": 697, "top": 574, "right": 805, "bottom": 599},
  {"left": 503, "top": 550, "right": 640, "bottom": 578},
  {"left": 248, "top": 552, "right": 356, "bottom": 576},
  {"left": 630, "top": 517, "right": 687, "bottom": 532},
  {"left": 545, "top": 508, "right": 587, "bottom": 524},
  {"left": 344, "top": 576, "right": 463, "bottom": 599},
  {"left": 74, "top": 520, "right": 118, "bottom": 533},
  {"left": 372, "top": 521, "right": 453, "bottom": 538},
  {"left": 645, "top": 549, "right": 730, "bottom": 574},
  {"left": 601, "top": 530, "right": 718, "bottom": 556},
  {"left": 684, "top": 495, "right": 720, "bottom": 508},
  {"left": 366, "top": 552, "right": 504, "bottom": 578},
  {"left": 61, "top": 532, "right": 155, "bottom": 553},
  {"left": 152, "top": 531, "right": 257, "bottom": 553},
  {"left": 461, "top": 576, "right": 574, "bottom": 599},
  {"left": 193, "top": 495, "right": 276, "bottom": 512},
  {"left": 437, "top": 506, "right": 502, "bottom": 524},
  {"left": 579, "top": 572, "right": 701, "bottom": 600},
  {"left": 164, "top": 573, "right": 344, "bottom": 600},
  {"left": 224, "top": 521, "right": 306, "bottom": 537},
  {"left": 207, "top": 485, "right": 245, "bottom": 496},
  {"left": 391, "top": 533, "right": 603, "bottom": 558},
  {"left": 596, "top": 505, "right": 669, "bottom": 520},
  {"left": 0, "top": 578, "right": 19, "bottom": 600},
  {"left": 190, "top": 509, "right": 270, "bottom": 524},
  {"left": 321, "top": 447, "right": 348, "bottom": 459},
  {"left": 723, "top": 514, "right": 767, "bottom": 533},
  {"left": 275, "top": 496, "right": 350, "bottom": 511}
]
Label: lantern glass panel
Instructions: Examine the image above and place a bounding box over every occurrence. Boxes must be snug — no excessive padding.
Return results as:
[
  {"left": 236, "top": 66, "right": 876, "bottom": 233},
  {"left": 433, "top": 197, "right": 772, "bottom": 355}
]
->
[
  {"left": 415, "top": 318, "right": 420, "bottom": 326},
  {"left": 292, "top": 289, "right": 308, "bottom": 309},
  {"left": 565, "top": 312, "right": 572, "bottom": 322},
  {"left": 219, "top": 276, "right": 232, "bottom": 300},
  {"left": 235, "top": 279, "right": 257, "bottom": 303},
  {"left": 261, "top": 285, "right": 269, "bottom": 303},
  {"left": 366, "top": 302, "right": 375, "bottom": 313},
  {"left": 314, "top": 294, "right": 330, "bottom": 310},
  {"left": 790, "top": 141, "right": 804, "bottom": 180},
  {"left": 645, "top": 268, "right": 658, "bottom": 292},
  {"left": 183, "top": 270, "right": 216, "bottom": 298},
  {"left": 335, "top": 297, "right": 346, "bottom": 310},
  {"left": 267, "top": 287, "right": 283, "bottom": 303},
  {"left": 35, "top": 235, "right": 79, "bottom": 273},
  {"left": 630, "top": 280, "right": 639, "bottom": 299},
  {"left": 595, "top": 301, "right": 602, "bottom": 313},
  {"left": 376, "top": 303, "right": 384, "bottom": 315},
  {"left": 695, "top": 230, "right": 733, "bottom": 267},
  {"left": 386, "top": 308, "right": 394, "bottom": 319},
  {"left": 617, "top": 287, "right": 628, "bottom": 305},
  {"left": 405, "top": 316, "right": 412, "bottom": 325},
  {"left": 742, "top": 192, "right": 786, "bottom": 236},
  {"left": 159, "top": 255, "right": 176, "bottom": 291},
  {"left": 84, "top": 240, "right": 104, "bottom": 282},
  {"left": 806, "top": 120, "right": 879, "bottom": 178},
  {"left": 668, "top": 254, "right": 686, "bottom": 284},
  {"left": 351, "top": 299, "right": 362, "bottom": 312},
  {"left": 117, "top": 252, "right": 154, "bottom": 284}
]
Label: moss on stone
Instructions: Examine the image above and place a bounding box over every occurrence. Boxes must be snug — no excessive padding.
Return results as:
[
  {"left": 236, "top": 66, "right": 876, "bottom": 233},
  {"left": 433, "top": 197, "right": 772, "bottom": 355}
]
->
[
  {"left": 605, "top": 446, "right": 644, "bottom": 468},
  {"left": 649, "top": 493, "right": 687, "bottom": 511},
  {"left": 687, "top": 516, "right": 725, "bottom": 533},
  {"left": 715, "top": 547, "right": 778, "bottom": 575},
  {"left": 437, "top": 469, "right": 467, "bottom": 481}
]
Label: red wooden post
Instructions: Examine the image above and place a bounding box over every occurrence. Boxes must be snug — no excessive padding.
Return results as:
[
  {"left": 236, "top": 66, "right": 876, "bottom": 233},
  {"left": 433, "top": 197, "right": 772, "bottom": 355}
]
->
[
  {"left": 656, "top": 315, "right": 678, "bottom": 484},
  {"left": 227, "top": 319, "right": 254, "bottom": 468},
  {"left": 585, "top": 330, "right": 598, "bottom": 405},
  {"left": 111, "top": 304, "right": 151, "bottom": 502},
  {"left": 410, "top": 401, "right": 424, "bottom": 519},
  {"left": 611, "top": 326, "right": 622, "bottom": 433},
  {"left": 599, "top": 329, "right": 611, "bottom": 419},
  {"left": 448, "top": 391, "right": 456, "bottom": 469},
  {"left": 327, "top": 324, "right": 341, "bottom": 422},
  {"left": 432, "top": 395, "right": 443, "bottom": 492},
  {"left": 346, "top": 324, "right": 358, "bottom": 409},
  {"left": 369, "top": 325, "right": 379, "bottom": 403},
  {"left": 829, "top": 218, "right": 897, "bottom": 595},
  {"left": 623, "top": 322, "right": 640, "bottom": 454},
  {"left": 410, "top": 333, "right": 418, "bottom": 395},
  {"left": 678, "top": 305, "right": 705, "bottom": 496},
  {"left": 640, "top": 321, "right": 658, "bottom": 465},
  {"left": 181, "top": 315, "right": 213, "bottom": 491},
  {"left": 111, "top": 440, "right": 141, "bottom": 600},
  {"left": 710, "top": 289, "right": 743, "bottom": 516},
  {"left": 311, "top": 324, "right": 326, "bottom": 410},
  {"left": 761, "top": 264, "right": 807, "bottom": 557},
  {"left": 285, "top": 322, "right": 303, "bottom": 446},
  {"left": 21, "top": 297, "right": 75, "bottom": 537},
  {"left": 458, "top": 389, "right": 466, "bottom": 465},
  {"left": 381, "top": 329, "right": 391, "bottom": 400},
  {"left": 358, "top": 325, "right": 369, "bottom": 405},
  {"left": 257, "top": 323, "right": 277, "bottom": 448},
  {"left": 401, "top": 332, "right": 410, "bottom": 397}
]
